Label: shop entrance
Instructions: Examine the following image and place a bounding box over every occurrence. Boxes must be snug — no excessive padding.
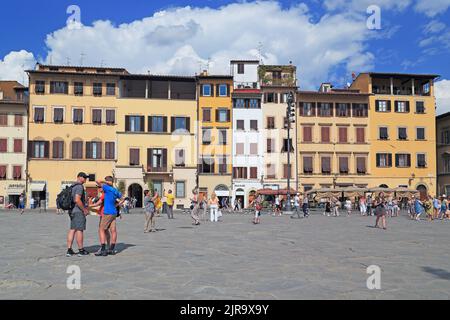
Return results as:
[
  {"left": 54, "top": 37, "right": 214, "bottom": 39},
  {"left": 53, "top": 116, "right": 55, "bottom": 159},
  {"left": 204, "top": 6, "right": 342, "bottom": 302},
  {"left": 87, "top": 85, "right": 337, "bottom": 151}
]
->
[{"left": 128, "top": 184, "right": 143, "bottom": 208}]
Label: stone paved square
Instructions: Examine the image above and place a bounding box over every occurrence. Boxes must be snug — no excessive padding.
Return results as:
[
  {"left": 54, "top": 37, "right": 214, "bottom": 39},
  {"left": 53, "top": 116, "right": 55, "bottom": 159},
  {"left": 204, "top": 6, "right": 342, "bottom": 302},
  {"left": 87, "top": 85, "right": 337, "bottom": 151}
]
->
[{"left": 1, "top": 209, "right": 449, "bottom": 300}]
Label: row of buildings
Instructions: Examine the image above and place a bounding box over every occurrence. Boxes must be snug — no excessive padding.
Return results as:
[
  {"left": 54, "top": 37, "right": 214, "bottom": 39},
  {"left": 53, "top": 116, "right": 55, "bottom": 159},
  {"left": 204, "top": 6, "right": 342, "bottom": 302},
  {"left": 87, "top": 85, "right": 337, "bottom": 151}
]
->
[{"left": 0, "top": 60, "right": 448, "bottom": 209}]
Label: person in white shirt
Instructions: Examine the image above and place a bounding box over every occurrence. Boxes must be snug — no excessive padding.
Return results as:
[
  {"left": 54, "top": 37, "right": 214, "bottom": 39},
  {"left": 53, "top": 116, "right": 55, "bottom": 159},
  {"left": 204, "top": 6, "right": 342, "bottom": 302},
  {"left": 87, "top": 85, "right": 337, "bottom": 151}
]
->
[{"left": 292, "top": 193, "right": 301, "bottom": 219}]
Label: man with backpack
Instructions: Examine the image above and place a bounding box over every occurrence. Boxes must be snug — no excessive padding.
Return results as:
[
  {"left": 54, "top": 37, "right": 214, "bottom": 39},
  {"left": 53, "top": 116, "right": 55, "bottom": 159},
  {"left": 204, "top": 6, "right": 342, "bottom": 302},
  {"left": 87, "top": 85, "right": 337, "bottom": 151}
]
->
[{"left": 64, "top": 172, "right": 90, "bottom": 257}]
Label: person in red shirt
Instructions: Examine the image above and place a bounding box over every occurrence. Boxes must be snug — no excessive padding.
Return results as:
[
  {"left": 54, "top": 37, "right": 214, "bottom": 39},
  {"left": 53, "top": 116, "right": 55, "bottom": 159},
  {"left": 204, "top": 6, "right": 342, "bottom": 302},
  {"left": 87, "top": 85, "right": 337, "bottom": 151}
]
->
[{"left": 89, "top": 185, "right": 111, "bottom": 251}]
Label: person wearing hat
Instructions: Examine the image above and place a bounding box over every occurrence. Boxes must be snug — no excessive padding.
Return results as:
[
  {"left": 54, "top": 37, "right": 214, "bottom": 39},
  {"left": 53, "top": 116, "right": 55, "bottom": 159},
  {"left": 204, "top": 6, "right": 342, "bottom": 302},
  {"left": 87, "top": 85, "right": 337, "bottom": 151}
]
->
[{"left": 66, "top": 172, "right": 90, "bottom": 257}]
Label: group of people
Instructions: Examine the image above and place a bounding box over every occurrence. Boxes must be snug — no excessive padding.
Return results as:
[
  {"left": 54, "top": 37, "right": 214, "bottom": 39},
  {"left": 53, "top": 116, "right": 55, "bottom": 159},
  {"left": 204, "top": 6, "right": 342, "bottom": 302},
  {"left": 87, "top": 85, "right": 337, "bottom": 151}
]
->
[
  {"left": 408, "top": 194, "right": 450, "bottom": 221},
  {"left": 142, "top": 188, "right": 175, "bottom": 233},
  {"left": 66, "top": 172, "right": 124, "bottom": 257},
  {"left": 189, "top": 189, "right": 223, "bottom": 225}
]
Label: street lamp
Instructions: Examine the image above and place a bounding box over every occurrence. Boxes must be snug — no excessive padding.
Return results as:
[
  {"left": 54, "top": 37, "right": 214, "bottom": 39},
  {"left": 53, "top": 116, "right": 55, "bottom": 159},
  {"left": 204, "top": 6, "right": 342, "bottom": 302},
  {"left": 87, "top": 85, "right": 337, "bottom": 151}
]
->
[{"left": 285, "top": 91, "right": 296, "bottom": 212}]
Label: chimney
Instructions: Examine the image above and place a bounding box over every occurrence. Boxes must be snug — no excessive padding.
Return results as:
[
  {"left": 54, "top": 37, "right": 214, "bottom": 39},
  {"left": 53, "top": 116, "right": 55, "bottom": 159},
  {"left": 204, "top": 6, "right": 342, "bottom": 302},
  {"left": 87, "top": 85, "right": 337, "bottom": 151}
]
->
[{"left": 201, "top": 70, "right": 208, "bottom": 76}]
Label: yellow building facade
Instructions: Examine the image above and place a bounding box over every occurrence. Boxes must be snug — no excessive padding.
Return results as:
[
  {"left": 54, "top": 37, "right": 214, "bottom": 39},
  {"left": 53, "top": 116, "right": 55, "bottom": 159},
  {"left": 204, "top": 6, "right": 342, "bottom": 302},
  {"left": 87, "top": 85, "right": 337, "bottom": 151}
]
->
[
  {"left": 27, "top": 64, "right": 123, "bottom": 207},
  {"left": 197, "top": 74, "right": 233, "bottom": 201},
  {"left": 350, "top": 73, "right": 438, "bottom": 197},
  {"left": 296, "top": 85, "right": 371, "bottom": 192}
]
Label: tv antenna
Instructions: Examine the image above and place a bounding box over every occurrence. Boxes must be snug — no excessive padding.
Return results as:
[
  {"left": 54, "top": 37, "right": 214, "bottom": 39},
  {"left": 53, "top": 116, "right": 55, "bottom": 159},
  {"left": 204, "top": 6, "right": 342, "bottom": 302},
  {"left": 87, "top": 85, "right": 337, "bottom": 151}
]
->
[{"left": 79, "top": 53, "right": 86, "bottom": 66}]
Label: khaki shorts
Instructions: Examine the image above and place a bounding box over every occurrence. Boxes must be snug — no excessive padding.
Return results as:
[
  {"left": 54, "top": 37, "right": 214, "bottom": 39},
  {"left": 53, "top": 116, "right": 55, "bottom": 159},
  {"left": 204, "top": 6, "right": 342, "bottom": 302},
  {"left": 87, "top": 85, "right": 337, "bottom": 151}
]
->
[{"left": 100, "top": 214, "right": 117, "bottom": 231}]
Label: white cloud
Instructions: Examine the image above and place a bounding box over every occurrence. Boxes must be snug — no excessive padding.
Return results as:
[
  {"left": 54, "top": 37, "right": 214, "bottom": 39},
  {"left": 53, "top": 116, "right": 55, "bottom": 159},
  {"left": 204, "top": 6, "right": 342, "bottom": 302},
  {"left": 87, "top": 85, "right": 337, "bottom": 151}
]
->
[
  {"left": 423, "top": 20, "right": 446, "bottom": 34},
  {"left": 414, "top": 0, "right": 450, "bottom": 17},
  {"left": 435, "top": 79, "right": 450, "bottom": 116},
  {"left": 33, "top": 1, "right": 374, "bottom": 89},
  {"left": 0, "top": 50, "right": 36, "bottom": 85},
  {"left": 323, "top": 0, "right": 412, "bottom": 12}
]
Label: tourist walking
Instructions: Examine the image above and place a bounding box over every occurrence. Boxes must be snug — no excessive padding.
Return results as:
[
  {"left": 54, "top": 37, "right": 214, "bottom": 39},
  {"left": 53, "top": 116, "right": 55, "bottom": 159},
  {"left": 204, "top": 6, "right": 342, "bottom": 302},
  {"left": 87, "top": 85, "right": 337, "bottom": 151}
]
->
[
  {"left": 143, "top": 190, "right": 156, "bottom": 233},
  {"left": 432, "top": 196, "right": 440, "bottom": 220},
  {"left": 66, "top": 172, "right": 90, "bottom": 257},
  {"left": 30, "top": 197, "right": 35, "bottom": 210},
  {"left": 165, "top": 189, "right": 175, "bottom": 219},
  {"left": 252, "top": 194, "right": 263, "bottom": 224},
  {"left": 233, "top": 198, "right": 239, "bottom": 212},
  {"left": 367, "top": 195, "right": 373, "bottom": 216},
  {"left": 392, "top": 198, "right": 400, "bottom": 217},
  {"left": 324, "top": 200, "right": 331, "bottom": 216},
  {"left": 152, "top": 189, "right": 162, "bottom": 217},
  {"left": 292, "top": 193, "right": 301, "bottom": 219},
  {"left": 359, "top": 196, "right": 367, "bottom": 215},
  {"left": 95, "top": 176, "right": 124, "bottom": 256},
  {"left": 439, "top": 195, "right": 448, "bottom": 220},
  {"left": 374, "top": 192, "right": 387, "bottom": 230},
  {"left": 424, "top": 195, "right": 433, "bottom": 221},
  {"left": 414, "top": 197, "right": 425, "bottom": 221},
  {"left": 331, "top": 198, "right": 340, "bottom": 217},
  {"left": 274, "top": 196, "right": 282, "bottom": 216},
  {"left": 18, "top": 194, "right": 25, "bottom": 214},
  {"left": 302, "top": 196, "right": 309, "bottom": 218},
  {"left": 345, "top": 199, "right": 352, "bottom": 216},
  {"left": 209, "top": 192, "right": 220, "bottom": 222},
  {"left": 190, "top": 189, "right": 200, "bottom": 225},
  {"left": 88, "top": 184, "right": 111, "bottom": 254}
]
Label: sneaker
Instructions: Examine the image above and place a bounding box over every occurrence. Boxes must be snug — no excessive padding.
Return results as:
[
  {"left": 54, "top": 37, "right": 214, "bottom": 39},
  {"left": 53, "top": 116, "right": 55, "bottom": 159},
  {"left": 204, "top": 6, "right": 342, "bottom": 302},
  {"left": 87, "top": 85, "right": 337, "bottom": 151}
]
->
[
  {"left": 66, "top": 248, "right": 76, "bottom": 257},
  {"left": 107, "top": 250, "right": 117, "bottom": 256},
  {"left": 77, "top": 249, "right": 90, "bottom": 256},
  {"left": 95, "top": 250, "right": 108, "bottom": 257}
]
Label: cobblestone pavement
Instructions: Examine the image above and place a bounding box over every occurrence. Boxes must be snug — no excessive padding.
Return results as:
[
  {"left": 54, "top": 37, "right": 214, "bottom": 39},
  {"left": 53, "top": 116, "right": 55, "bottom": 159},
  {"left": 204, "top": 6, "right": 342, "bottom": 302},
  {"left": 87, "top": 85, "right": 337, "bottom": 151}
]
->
[{"left": 1, "top": 209, "right": 449, "bottom": 300}]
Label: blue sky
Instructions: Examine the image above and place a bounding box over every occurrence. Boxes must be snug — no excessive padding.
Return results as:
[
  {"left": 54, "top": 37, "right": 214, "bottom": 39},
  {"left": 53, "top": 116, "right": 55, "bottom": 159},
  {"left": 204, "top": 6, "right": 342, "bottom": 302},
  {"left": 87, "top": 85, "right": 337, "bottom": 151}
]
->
[{"left": 0, "top": 0, "right": 449, "bottom": 113}]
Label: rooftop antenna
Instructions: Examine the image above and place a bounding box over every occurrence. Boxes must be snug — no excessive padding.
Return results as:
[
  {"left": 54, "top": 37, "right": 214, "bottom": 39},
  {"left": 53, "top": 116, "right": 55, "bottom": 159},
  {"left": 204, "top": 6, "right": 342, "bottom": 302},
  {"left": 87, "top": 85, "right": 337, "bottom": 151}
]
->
[
  {"left": 80, "top": 53, "right": 86, "bottom": 66},
  {"left": 197, "top": 60, "right": 203, "bottom": 74},
  {"left": 100, "top": 60, "right": 106, "bottom": 68},
  {"left": 206, "top": 57, "right": 211, "bottom": 73},
  {"left": 66, "top": 57, "right": 71, "bottom": 66}
]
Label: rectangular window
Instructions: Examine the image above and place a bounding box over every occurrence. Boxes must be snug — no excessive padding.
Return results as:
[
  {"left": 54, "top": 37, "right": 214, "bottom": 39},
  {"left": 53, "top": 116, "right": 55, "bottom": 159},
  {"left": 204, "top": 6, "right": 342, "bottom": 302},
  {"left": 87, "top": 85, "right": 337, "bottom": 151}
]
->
[
  {"left": 303, "top": 156, "right": 313, "bottom": 174},
  {"left": 237, "top": 63, "right": 244, "bottom": 74},
  {"left": 396, "top": 154, "right": 411, "bottom": 168},
  {"left": 106, "top": 110, "right": 116, "bottom": 125},
  {"left": 93, "top": 83, "right": 102, "bottom": 96},
  {"left": 379, "top": 127, "right": 389, "bottom": 140},
  {"left": 150, "top": 116, "right": 165, "bottom": 133},
  {"left": 202, "top": 84, "right": 211, "bottom": 97},
  {"left": 338, "top": 127, "right": 348, "bottom": 143},
  {"left": 250, "top": 120, "right": 258, "bottom": 131},
  {"left": 319, "top": 103, "right": 332, "bottom": 117},
  {"left": 216, "top": 109, "right": 229, "bottom": 122},
  {"left": 50, "top": 81, "right": 68, "bottom": 94},
  {"left": 172, "top": 117, "right": 189, "bottom": 132},
  {"left": 86, "top": 142, "right": 102, "bottom": 159},
  {"left": 267, "top": 93, "right": 276, "bottom": 103},
  {"left": 71, "top": 141, "right": 83, "bottom": 159},
  {"left": 416, "top": 101, "right": 425, "bottom": 114},
  {"left": 236, "top": 143, "right": 244, "bottom": 155},
  {"left": 250, "top": 167, "right": 258, "bottom": 179},
  {"left": 234, "top": 99, "right": 245, "bottom": 108},
  {"left": 416, "top": 127, "right": 425, "bottom": 140},
  {"left": 266, "top": 164, "right": 276, "bottom": 179},
  {"left": 339, "top": 157, "right": 349, "bottom": 174},
  {"left": 398, "top": 127, "right": 408, "bottom": 140},
  {"left": 283, "top": 164, "right": 292, "bottom": 179},
  {"left": 376, "top": 100, "right": 390, "bottom": 112},
  {"left": 337, "top": 103, "right": 350, "bottom": 117},
  {"left": 92, "top": 109, "right": 102, "bottom": 124},
  {"left": 356, "top": 127, "right": 365, "bottom": 143},
  {"left": 267, "top": 117, "right": 275, "bottom": 129},
  {"left": 202, "top": 128, "right": 212, "bottom": 145},
  {"left": 13, "top": 166, "right": 22, "bottom": 180},
  {"left": 236, "top": 120, "right": 245, "bottom": 130},
  {"left": 53, "top": 108, "right": 64, "bottom": 123},
  {"left": 417, "top": 153, "right": 427, "bottom": 168},
  {"left": 395, "top": 101, "right": 409, "bottom": 113},
  {"left": 31, "top": 141, "right": 49, "bottom": 159},
  {"left": 0, "top": 114, "right": 7, "bottom": 126},
  {"left": 35, "top": 81, "right": 45, "bottom": 94},
  {"left": 218, "top": 129, "right": 227, "bottom": 145},
  {"left": 0, "top": 165, "right": 6, "bottom": 180},
  {"left": 126, "top": 116, "right": 144, "bottom": 132},
  {"left": 148, "top": 148, "right": 167, "bottom": 172},
  {"left": 321, "top": 157, "right": 331, "bottom": 174},
  {"left": 300, "top": 102, "right": 315, "bottom": 117},
  {"left": 74, "top": 82, "right": 83, "bottom": 95},
  {"left": 203, "top": 109, "right": 211, "bottom": 122},
  {"left": 249, "top": 99, "right": 259, "bottom": 108},
  {"left": 352, "top": 103, "right": 368, "bottom": 117},
  {"left": 175, "top": 181, "right": 186, "bottom": 198},
  {"left": 218, "top": 157, "right": 228, "bottom": 174},
  {"left": 376, "top": 153, "right": 392, "bottom": 168},
  {"left": 105, "top": 142, "right": 115, "bottom": 160},
  {"left": 14, "top": 114, "right": 23, "bottom": 127},
  {"left": 175, "top": 149, "right": 185, "bottom": 167},
  {"left": 303, "top": 126, "right": 313, "bottom": 143},
  {"left": 128, "top": 148, "right": 139, "bottom": 166},
  {"left": 321, "top": 126, "right": 330, "bottom": 143},
  {"left": 34, "top": 107, "right": 45, "bottom": 123},
  {"left": 282, "top": 139, "right": 294, "bottom": 152},
  {"left": 201, "top": 157, "right": 215, "bottom": 174},
  {"left": 267, "top": 139, "right": 275, "bottom": 153},
  {"left": 0, "top": 139, "right": 7, "bottom": 152},
  {"left": 13, "top": 139, "right": 22, "bottom": 153},
  {"left": 106, "top": 83, "right": 116, "bottom": 96},
  {"left": 356, "top": 157, "right": 367, "bottom": 174},
  {"left": 233, "top": 167, "right": 248, "bottom": 179},
  {"left": 52, "top": 141, "right": 64, "bottom": 159},
  {"left": 73, "top": 108, "right": 84, "bottom": 124},
  {"left": 218, "top": 84, "right": 227, "bottom": 96},
  {"left": 250, "top": 143, "right": 258, "bottom": 155}
]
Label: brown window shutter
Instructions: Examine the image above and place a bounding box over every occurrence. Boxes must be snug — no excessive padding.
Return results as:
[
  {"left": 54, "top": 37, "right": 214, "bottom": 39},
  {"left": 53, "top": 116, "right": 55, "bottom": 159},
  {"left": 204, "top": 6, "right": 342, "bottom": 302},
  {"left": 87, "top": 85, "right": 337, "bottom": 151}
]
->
[
  {"left": 186, "top": 117, "right": 190, "bottom": 132},
  {"left": 227, "top": 84, "right": 230, "bottom": 97},
  {"left": 44, "top": 141, "right": 50, "bottom": 158},
  {"left": 140, "top": 116, "right": 145, "bottom": 132},
  {"left": 0, "top": 139, "right": 6, "bottom": 152},
  {"left": 226, "top": 109, "right": 231, "bottom": 122},
  {"left": 303, "top": 126, "right": 312, "bottom": 142},
  {"left": 97, "top": 142, "right": 102, "bottom": 159},
  {"left": 321, "top": 127, "right": 329, "bottom": 142},
  {"left": 162, "top": 149, "right": 168, "bottom": 170},
  {"left": 216, "top": 84, "right": 220, "bottom": 97},
  {"left": 14, "top": 139, "right": 22, "bottom": 153},
  {"left": 210, "top": 84, "right": 214, "bottom": 96},
  {"left": 86, "top": 142, "right": 91, "bottom": 159},
  {"left": 216, "top": 110, "right": 219, "bottom": 122},
  {"left": 15, "top": 114, "right": 23, "bottom": 126},
  {"left": 125, "top": 116, "right": 130, "bottom": 131},
  {"left": 171, "top": 117, "right": 175, "bottom": 133},
  {"left": 200, "top": 84, "right": 204, "bottom": 97},
  {"left": 147, "top": 148, "right": 153, "bottom": 171},
  {"left": 387, "top": 100, "right": 392, "bottom": 111},
  {"left": 163, "top": 116, "right": 168, "bottom": 132},
  {"left": 299, "top": 102, "right": 304, "bottom": 116},
  {"left": 148, "top": 116, "right": 153, "bottom": 132}
]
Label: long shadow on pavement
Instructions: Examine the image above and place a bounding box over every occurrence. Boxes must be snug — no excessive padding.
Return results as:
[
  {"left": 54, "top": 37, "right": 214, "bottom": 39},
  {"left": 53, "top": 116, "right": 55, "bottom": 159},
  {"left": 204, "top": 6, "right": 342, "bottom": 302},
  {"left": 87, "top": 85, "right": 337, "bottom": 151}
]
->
[
  {"left": 422, "top": 267, "right": 450, "bottom": 280},
  {"left": 84, "top": 243, "right": 136, "bottom": 254}
]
